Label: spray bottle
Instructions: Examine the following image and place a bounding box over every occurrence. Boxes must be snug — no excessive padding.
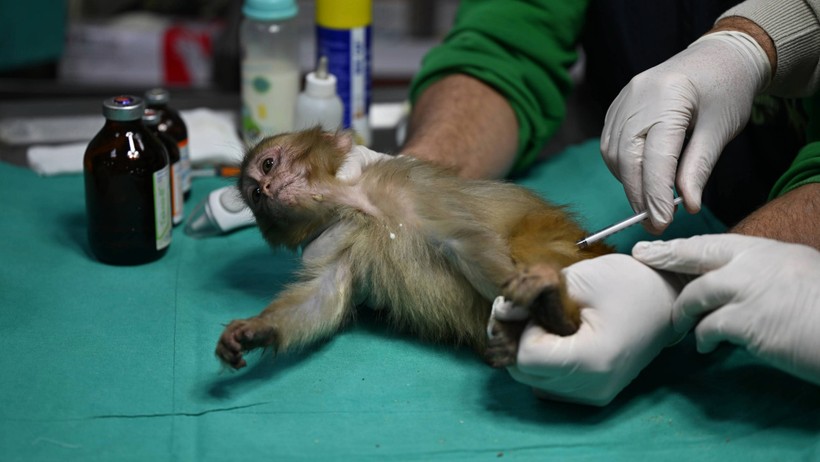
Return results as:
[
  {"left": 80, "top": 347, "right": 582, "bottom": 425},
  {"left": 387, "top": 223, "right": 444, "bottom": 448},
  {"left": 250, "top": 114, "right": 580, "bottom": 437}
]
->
[{"left": 315, "top": 0, "right": 372, "bottom": 145}]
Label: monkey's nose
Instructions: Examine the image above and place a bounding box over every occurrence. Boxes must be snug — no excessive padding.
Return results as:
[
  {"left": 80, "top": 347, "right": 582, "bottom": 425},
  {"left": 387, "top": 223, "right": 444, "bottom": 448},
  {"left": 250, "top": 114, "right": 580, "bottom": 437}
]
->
[
  {"left": 260, "top": 179, "right": 281, "bottom": 199},
  {"left": 260, "top": 179, "right": 273, "bottom": 196}
]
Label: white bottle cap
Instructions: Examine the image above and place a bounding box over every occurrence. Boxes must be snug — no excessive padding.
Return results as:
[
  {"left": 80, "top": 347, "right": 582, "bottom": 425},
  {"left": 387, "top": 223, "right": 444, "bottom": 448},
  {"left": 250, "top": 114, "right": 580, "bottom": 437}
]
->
[{"left": 304, "top": 56, "right": 337, "bottom": 98}]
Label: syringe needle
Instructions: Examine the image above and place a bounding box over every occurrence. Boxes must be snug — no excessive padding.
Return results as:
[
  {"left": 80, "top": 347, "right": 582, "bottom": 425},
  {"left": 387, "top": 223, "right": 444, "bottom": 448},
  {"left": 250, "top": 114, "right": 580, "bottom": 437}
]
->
[{"left": 576, "top": 197, "right": 684, "bottom": 249}]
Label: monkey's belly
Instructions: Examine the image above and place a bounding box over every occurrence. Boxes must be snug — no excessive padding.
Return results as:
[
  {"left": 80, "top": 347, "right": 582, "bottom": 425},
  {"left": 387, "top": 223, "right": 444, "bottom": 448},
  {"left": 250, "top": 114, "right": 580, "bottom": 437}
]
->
[{"left": 348, "top": 228, "right": 492, "bottom": 347}]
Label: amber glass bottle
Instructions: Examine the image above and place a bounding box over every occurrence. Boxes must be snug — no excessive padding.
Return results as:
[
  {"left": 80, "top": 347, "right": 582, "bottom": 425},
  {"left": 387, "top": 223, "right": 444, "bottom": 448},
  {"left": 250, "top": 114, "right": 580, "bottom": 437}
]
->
[
  {"left": 83, "top": 96, "right": 172, "bottom": 265},
  {"left": 145, "top": 88, "right": 191, "bottom": 200},
  {"left": 143, "top": 109, "right": 184, "bottom": 226}
]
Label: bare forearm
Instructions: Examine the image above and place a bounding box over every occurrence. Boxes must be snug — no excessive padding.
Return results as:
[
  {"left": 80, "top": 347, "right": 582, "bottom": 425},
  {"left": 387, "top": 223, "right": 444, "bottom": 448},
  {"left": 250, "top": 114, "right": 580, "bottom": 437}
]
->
[
  {"left": 400, "top": 74, "right": 519, "bottom": 179},
  {"left": 730, "top": 183, "right": 820, "bottom": 250}
]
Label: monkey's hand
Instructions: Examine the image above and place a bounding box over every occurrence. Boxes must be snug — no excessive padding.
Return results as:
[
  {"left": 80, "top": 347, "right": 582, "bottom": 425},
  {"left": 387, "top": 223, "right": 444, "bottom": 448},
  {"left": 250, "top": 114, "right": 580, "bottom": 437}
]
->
[
  {"left": 336, "top": 145, "right": 394, "bottom": 181},
  {"left": 215, "top": 318, "right": 277, "bottom": 370},
  {"left": 633, "top": 234, "right": 820, "bottom": 387},
  {"left": 498, "top": 254, "right": 682, "bottom": 406}
]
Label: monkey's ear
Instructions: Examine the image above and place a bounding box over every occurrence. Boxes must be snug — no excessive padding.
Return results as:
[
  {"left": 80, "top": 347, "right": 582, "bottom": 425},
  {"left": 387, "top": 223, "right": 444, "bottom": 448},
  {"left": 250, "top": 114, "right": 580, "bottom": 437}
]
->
[{"left": 326, "top": 130, "right": 356, "bottom": 153}]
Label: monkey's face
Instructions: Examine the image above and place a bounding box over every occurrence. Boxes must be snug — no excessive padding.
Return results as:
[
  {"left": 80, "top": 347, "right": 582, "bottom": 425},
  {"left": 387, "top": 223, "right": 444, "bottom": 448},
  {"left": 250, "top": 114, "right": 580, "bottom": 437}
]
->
[
  {"left": 240, "top": 142, "right": 312, "bottom": 221},
  {"left": 239, "top": 129, "right": 351, "bottom": 239}
]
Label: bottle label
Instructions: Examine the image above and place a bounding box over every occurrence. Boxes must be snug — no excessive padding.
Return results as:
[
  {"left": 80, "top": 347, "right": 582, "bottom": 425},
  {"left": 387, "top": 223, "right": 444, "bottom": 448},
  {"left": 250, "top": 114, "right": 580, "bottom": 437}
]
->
[
  {"left": 153, "top": 165, "right": 172, "bottom": 250},
  {"left": 170, "top": 160, "right": 184, "bottom": 225},
  {"left": 178, "top": 139, "right": 192, "bottom": 193},
  {"left": 241, "top": 59, "right": 300, "bottom": 143},
  {"left": 316, "top": 24, "right": 372, "bottom": 145}
]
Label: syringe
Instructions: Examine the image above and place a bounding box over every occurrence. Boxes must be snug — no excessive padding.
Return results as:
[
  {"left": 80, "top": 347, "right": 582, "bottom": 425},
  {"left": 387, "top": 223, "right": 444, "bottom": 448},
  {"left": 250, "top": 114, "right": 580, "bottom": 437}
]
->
[{"left": 576, "top": 197, "right": 684, "bottom": 249}]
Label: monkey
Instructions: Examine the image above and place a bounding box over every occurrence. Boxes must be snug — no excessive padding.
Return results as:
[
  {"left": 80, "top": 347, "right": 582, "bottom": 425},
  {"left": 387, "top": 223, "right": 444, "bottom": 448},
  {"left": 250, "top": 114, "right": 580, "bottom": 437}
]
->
[{"left": 215, "top": 127, "right": 612, "bottom": 370}]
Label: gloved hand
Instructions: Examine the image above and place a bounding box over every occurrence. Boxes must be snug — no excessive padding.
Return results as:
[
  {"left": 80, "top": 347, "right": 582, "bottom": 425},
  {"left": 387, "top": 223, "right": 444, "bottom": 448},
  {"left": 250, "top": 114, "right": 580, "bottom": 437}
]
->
[
  {"left": 600, "top": 31, "right": 771, "bottom": 233},
  {"left": 633, "top": 234, "right": 820, "bottom": 386},
  {"left": 336, "top": 145, "right": 394, "bottom": 181},
  {"left": 494, "top": 254, "right": 683, "bottom": 406}
]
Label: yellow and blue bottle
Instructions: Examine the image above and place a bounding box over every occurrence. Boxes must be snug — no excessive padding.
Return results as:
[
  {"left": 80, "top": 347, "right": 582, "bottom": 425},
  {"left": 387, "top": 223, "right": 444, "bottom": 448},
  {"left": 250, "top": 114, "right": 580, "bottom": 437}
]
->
[{"left": 315, "top": 0, "right": 372, "bottom": 145}]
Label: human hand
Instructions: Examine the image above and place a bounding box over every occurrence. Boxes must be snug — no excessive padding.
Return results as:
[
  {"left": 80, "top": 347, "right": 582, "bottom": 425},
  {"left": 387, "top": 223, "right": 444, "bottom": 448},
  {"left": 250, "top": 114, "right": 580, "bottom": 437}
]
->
[
  {"left": 600, "top": 32, "right": 770, "bottom": 233},
  {"left": 336, "top": 145, "right": 393, "bottom": 181},
  {"left": 633, "top": 234, "right": 820, "bottom": 386},
  {"left": 493, "top": 254, "right": 683, "bottom": 406}
]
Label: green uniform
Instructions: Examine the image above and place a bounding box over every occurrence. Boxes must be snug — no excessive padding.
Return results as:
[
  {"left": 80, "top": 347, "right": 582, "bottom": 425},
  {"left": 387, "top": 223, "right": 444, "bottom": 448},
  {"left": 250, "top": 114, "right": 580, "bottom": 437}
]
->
[
  {"left": 408, "top": 0, "right": 589, "bottom": 173},
  {"left": 410, "top": 0, "right": 820, "bottom": 204}
]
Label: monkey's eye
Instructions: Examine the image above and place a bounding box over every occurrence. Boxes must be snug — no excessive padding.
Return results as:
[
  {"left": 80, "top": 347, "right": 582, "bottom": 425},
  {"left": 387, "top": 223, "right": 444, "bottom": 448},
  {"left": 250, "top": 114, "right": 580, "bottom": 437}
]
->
[
  {"left": 252, "top": 187, "right": 261, "bottom": 203},
  {"left": 263, "top": 158, "right": 274, "bottom": 174}
]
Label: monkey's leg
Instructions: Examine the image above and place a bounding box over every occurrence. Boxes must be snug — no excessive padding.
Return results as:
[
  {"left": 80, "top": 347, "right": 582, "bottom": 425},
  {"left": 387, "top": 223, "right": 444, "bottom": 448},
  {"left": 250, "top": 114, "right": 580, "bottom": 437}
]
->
[
  {"left": 503, "top": 263, "right": 579, "bottom": 334},
  {"left": 484, "top": 264, "right": 576, "bottom": 368},
  {"left": 216, "top": 259, "right": 355, "bottom": 369},
  {"left": 485, "top": 212, "right": 593, "bottom": 367},
  {"left": 507, "top": 210, "right": 592, "bottom": 333}
]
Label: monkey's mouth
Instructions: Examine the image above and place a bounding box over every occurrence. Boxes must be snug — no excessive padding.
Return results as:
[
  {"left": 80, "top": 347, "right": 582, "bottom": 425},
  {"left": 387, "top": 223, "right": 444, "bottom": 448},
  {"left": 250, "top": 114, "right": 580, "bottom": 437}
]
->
[{"left": 269, "top": 179, "right": 295, "bottom": 201}]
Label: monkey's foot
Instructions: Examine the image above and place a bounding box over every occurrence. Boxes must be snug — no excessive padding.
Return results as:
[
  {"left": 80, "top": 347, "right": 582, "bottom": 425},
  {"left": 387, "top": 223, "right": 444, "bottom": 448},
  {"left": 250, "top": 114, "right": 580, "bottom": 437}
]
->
[
  {"left": 484, "top": 319, "right": 527, "bottom": 368},
  {"left": 504, "top": 263, "right": 580, "bottom": 336},
  {"left": 215, "top": 317, "right": 277, "bottom": 370}
]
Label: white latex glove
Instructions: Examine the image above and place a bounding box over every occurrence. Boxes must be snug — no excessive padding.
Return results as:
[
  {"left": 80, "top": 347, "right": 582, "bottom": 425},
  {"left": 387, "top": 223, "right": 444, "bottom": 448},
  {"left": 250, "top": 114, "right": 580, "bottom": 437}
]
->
[
  {"left": 336, "top": 145, "right": 394, "bottom": 181},
  {"left": 633, "top": 234, "right": 820, "bottom": 386},
  {"left": 600, "top": 31, "right": 771, "bottom": 232},
  {"left": 495, "top": 254, "right": 683, "bottom": 406}
]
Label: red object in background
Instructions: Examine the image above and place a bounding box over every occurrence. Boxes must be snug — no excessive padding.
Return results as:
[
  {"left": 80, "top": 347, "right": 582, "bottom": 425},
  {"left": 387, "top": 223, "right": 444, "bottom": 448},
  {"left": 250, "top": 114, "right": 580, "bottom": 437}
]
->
[{"left": 163, "top": 25, "right": 214, "bottom": 86}]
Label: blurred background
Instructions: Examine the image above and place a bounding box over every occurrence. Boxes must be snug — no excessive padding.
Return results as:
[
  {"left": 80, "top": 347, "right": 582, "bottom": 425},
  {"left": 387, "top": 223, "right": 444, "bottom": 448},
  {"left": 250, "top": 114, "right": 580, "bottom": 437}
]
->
[
  {"left": 0, "top": 0, "right": 458, "bottom": 97},
  {"left": 0, "top": 0, "right": 462, "bottom": 164}
]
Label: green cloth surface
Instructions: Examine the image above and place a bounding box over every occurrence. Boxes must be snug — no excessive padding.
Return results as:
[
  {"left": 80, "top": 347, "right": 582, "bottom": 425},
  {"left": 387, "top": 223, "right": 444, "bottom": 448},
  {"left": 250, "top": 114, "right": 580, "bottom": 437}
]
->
[{"left": 2, "top": 139, "right": 819, "bottom": 461}]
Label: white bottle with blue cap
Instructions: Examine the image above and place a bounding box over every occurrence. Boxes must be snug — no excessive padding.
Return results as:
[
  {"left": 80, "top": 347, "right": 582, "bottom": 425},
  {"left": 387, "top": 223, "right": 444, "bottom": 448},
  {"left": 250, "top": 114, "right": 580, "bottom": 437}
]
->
[
  {"left": 240, "top": 0, "right": 300, "bottom": 144},
  {"left": 191, "top": 0, "right": 301, "bottom": 239}
]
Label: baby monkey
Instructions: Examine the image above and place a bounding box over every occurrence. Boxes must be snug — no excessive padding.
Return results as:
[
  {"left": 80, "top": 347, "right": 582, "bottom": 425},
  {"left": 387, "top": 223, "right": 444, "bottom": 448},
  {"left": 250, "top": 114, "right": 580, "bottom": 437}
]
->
[{"left": 215, "top": 128, "right": 611, "bottom": 370}]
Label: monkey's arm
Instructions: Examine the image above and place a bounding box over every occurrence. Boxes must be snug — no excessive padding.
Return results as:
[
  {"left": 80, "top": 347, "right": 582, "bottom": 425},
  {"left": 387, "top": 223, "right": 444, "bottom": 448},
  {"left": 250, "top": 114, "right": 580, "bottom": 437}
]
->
[{"left": 215, "top": 255, "right": 356, "bottom": 369}]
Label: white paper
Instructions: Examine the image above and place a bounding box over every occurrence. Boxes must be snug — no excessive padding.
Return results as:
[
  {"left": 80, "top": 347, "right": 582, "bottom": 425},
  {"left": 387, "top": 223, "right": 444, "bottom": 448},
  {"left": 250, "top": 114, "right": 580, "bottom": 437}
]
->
[{"left": 26, "top": 108, "right": 245, "bottom": 176}]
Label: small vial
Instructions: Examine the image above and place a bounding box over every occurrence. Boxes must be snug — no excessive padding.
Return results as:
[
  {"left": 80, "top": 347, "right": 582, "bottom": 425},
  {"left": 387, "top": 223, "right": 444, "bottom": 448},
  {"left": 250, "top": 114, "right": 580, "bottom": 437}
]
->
[
  {"left": 83, "top": 96, "right": 172, "bottom": 265},
  {"left": 143, "top": 109, "right": 184, "bottom": 226},
  {"left": 145, "top": 88, "right": 192, "bottom": 200}
]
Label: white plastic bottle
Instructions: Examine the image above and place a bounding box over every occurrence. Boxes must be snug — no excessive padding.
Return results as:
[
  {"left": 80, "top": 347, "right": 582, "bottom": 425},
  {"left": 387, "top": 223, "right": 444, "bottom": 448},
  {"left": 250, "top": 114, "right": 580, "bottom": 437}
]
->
[
  {"left": 294, "top": 56, "right": 344, "bottom": 131},
  {"left": 240, "top": 0, "right": 300, "bottom": 144}
]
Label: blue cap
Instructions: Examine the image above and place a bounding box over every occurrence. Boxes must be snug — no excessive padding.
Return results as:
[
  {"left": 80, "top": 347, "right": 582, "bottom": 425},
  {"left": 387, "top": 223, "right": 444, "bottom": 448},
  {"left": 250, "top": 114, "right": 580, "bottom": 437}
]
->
[{"left": 243, "top": 0, "right": 297, "bottom": 21}]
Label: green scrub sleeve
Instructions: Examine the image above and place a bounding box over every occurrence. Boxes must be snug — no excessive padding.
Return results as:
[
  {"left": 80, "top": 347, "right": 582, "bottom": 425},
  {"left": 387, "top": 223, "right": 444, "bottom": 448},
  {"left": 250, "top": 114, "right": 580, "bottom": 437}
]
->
[
  {"left": 768, "top": 141, "right": 820, "bottom": 199},
  {"left": 408, "top": 0, "right": 589, "bottom": 173}
]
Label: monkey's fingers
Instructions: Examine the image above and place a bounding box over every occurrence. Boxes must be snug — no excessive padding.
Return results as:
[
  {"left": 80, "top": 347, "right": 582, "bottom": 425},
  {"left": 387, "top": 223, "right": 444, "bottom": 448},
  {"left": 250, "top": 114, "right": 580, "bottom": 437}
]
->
[
  {"left": 215, "top": 328, "right": 250, "bottom": 369},
  {"left": 216, "top": 318, "right": 278, "bottom": 369},
  {"left": 215, "top": 341, "right": 246, "bottom": 370},
  {"left": 484, "top": 320, "right": 527, "bottom": 368}
]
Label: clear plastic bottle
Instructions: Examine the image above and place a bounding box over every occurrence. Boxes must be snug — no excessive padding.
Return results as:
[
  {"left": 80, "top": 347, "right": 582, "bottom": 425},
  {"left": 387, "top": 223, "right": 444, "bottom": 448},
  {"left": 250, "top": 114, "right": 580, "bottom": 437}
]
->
[
  {"left": 83, "top": 96, "right": 172, "bottom": 265},
  {"left": 143, "top": 109, "right": 184, "bottom": 226},
  {"left": 294, "top": 56, "right": 344, "bottom": 131},
  {"left": 240, "top": 0, "right": 300, "bottom": 144},
  {"left": 145, "top": 88, "right": 192, "bottom": 201}
]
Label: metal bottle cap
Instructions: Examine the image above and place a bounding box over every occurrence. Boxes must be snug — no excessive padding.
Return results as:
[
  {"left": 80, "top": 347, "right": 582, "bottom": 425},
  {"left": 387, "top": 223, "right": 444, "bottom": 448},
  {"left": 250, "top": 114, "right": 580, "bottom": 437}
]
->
[
  {"left": 102, "top": 95, "right": 145, "bottom": 122},
  {"left": 144, "top": 88, "right": 170, "bottom": 105},
  {"left": 142, "top": 108, "right": 161, "bottom": 126}
]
